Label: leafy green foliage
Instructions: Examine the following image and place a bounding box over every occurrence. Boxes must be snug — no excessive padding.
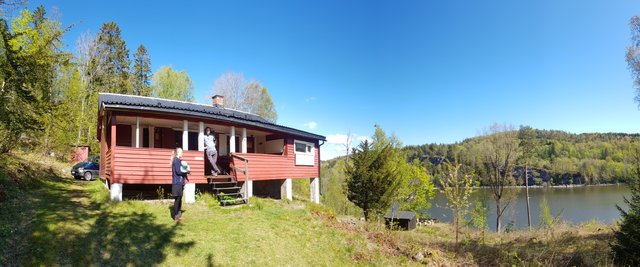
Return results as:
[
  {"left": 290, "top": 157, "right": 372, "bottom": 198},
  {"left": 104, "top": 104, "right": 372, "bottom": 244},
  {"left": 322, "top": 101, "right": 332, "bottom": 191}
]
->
[
  {"left": 345, "top": 140, "right": 399, "bottom": 221},
  {"left": 345, "top": 125, "right": 435, "bottom": 221},
  {"left": 436, "top": 160, "right": 475, "bottom": 246},
  {"left": 0, "top": 6, "right": 71, "bottom": 155},
  {"left": 151, "top": 65, "right": 194, "bottom": 102},
  {"left": 539, "top": 196, "right": 553, "bottom": 228},
  {"left": 405, "top": 129, "right": 640, "bottom": 185},
  {"left": 320, "top": 157, "right": 363, "bottom": 216},
  {"left": 256, "top": 87, "right": 277, "bottom": 123},
  {"left": 612, "top": 144, "right": 640, "bottom": 265}
]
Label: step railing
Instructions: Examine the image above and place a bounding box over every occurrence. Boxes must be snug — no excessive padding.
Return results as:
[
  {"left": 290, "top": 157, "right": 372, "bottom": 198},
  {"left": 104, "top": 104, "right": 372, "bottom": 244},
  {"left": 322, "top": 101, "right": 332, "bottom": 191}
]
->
[{"left": 231, "top": 153, "right": 249, "bottom": 200}]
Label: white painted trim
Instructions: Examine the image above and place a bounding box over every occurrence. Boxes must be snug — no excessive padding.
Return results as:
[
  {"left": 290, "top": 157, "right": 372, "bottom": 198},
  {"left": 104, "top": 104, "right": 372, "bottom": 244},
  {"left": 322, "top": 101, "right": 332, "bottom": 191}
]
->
[
  {"left": 294, "top": 140, "right": 315, "bottom": 166},
  {"left": 294, "top": 140, "right": 315, "bottom": 155},
  {"left": 241, "top": 128, "right": 247, "bottom": 153},
  {"left": 230, "top": 126, "right": 236, "bottom": 153},
  {"left": 183, "top": 120, "right": 188, "bottom": 150},
  {"left": 310, "top": 177, "right": 320, "bottom": 204},
  {"left": 135, "top": 117, "right": 140, "bottom": 148},
  {"left": 198, "top": 122, "right": 204, "bottom": 151}
]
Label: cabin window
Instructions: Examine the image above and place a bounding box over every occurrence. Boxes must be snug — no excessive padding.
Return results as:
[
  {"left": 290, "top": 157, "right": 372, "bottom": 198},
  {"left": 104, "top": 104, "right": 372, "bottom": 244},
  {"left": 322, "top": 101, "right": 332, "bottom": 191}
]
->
[{"left": 294, "top": 140, "right": 315, "bottom": 166}]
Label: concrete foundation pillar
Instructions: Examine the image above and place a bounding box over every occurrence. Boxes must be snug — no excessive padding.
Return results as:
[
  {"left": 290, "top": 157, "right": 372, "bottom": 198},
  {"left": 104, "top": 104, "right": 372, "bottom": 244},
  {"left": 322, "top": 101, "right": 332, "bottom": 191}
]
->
[
  {"left": 241, "top": 180, "right": 253, "bottom": 198},
  {"left": 310, "top": 177, "right": 320, "bottom": 204},
  {"left": 110, "top": 183, "right": 123, "bottom": 201},
  {"left": 184, "top": 183, "right": 196, "bottom": 203},
  {"left": 281, "top": 178, "right": 292, "bottom": 200}
]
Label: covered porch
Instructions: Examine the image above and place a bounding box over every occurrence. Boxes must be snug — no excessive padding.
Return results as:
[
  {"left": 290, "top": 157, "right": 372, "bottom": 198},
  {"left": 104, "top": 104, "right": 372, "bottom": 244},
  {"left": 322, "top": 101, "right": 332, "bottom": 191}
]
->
[{"left": 100, "top": 112, "right": 320, "bottom": 204}]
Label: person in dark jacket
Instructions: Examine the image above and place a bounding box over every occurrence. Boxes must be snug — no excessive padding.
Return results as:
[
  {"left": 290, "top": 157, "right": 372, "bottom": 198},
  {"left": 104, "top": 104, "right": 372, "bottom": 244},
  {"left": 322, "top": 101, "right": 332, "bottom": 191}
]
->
[{"left": 172, "top": 147, "right": 188, "bottom": 222}]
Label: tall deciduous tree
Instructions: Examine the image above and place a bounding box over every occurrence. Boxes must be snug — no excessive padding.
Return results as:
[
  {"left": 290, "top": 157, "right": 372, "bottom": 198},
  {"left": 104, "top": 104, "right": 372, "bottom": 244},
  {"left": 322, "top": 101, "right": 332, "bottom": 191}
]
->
[
  {"left": 151, "top": 65, "right": 194, "bottom": 102},
  {"left": 627, "top": 16, "right": 640, "bottom": 106},
  {"left": 3, "top": 6, "right": 70, "bottom": 153},
  {"left": 132, "top": 44, "right": 151, "bottom": 96},
  {"left": 211, "top": 72, "right": 278, "bottom": 122},
  {"left": 94, "top": 21, "right": 131, "bottom": 94},
  {"left": 478, "top": 123, "right": 520, "bottom": 233},
  {"left": 612, "top": 17, "right": 640, "bottom": 264},
  {"left": 75, "top": 31, "right": 101, "bottom": 151}
]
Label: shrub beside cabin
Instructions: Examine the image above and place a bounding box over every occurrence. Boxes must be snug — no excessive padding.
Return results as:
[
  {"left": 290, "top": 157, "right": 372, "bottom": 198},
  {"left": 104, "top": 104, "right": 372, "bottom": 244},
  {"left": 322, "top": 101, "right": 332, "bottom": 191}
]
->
[{"left": 97, "top": 93, "right": 325, "bottom": 203}]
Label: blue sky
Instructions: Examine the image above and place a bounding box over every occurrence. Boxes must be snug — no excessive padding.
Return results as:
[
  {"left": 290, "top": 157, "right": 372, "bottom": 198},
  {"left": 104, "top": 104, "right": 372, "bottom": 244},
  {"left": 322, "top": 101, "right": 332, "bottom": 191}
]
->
[{"left": 18, "top": 0, "right": 640, "bottom": 159}]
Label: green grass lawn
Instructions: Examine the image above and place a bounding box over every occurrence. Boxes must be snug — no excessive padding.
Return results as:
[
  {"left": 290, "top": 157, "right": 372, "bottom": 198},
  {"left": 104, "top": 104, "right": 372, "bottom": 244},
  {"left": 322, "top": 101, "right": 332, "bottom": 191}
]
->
[
  {"left": 0, "top": 151, "right": 618, "bottom": 266},
  {"left": 0, "top": 151, "right": 415, "bottom": 266}
]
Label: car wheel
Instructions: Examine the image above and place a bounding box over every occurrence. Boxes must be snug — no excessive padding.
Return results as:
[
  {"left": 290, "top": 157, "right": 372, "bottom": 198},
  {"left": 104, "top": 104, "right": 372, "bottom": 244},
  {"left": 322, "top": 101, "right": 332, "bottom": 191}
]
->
[{"left": 84, "top": 172, "right": 93, "bottom": 181}]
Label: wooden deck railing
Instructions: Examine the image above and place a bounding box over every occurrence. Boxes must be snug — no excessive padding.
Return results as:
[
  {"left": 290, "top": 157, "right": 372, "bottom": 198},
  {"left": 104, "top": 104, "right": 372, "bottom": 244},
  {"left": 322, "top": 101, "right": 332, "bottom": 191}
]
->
[{"left": 231, "top": 153, "right": 249, "bottom": 200}]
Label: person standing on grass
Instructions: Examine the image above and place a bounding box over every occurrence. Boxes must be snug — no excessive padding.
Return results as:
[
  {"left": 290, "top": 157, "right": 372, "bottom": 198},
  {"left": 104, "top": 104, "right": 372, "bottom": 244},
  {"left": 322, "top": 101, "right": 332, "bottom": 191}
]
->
[
  {"left": 172, "top": 147, "right": 189, "bottom": 222},
  {"left": 204, "top": 127, "right": 221, "bottom": 176}
]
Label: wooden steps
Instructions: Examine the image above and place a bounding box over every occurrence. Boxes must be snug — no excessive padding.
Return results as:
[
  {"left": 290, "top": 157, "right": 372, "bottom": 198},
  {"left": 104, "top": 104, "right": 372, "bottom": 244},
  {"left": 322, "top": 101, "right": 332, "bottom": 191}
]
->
[{"left": 206, "top": 175, "right": 246, "bottom": 206}]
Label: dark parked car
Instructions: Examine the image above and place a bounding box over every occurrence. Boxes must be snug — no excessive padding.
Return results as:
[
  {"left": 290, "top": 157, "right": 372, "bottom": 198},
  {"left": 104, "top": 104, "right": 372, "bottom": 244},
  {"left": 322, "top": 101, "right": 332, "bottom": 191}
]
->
[{"left": 71, "top": 155, "right": 99, "bottom": 181}]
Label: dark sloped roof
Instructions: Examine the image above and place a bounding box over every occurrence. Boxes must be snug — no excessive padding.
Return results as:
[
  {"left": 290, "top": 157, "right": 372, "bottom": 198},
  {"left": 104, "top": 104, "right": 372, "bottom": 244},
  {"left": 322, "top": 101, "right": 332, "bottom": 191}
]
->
[{"left": 98, "top": 93, "right": 325, "bottom": 141}]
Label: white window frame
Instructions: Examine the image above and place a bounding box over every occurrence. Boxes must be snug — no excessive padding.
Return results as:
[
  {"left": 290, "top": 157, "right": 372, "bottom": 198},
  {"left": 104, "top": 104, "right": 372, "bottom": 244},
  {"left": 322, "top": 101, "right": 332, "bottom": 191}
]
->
[{"left": 294, "top": 140, "right": 315, "bottom": 166}]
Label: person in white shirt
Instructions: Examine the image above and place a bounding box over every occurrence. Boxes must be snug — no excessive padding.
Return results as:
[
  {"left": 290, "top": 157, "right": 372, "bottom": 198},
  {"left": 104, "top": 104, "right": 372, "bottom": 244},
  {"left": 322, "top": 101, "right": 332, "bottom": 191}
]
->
[{"left": 204, "top": 127, "right": 221, "bottom": 176}]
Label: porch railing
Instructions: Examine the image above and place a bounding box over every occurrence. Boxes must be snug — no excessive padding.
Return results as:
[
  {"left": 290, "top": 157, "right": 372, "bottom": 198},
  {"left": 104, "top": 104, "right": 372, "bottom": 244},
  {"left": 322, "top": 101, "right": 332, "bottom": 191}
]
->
[{"left": 231, "top": 153, "right": 250, "bottom": 200}]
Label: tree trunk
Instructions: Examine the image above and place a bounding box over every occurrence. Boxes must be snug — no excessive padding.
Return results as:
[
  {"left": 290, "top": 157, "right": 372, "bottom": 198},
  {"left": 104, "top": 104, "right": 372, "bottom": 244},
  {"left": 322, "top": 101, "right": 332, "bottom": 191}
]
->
[
  {"left": 363, "top": 210, "right": 369, "bottom": 221},
  {"left": 525, "top": 164, "right": 532, "bottom": 231},
  {"left": 496, "top": 200, "right": 502, "bottom": 233}
]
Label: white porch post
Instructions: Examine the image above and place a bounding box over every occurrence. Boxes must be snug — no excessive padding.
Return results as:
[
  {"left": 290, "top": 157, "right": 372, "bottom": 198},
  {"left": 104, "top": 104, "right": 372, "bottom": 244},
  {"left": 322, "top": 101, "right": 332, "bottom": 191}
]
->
[
  {"left": 310, "top": 177, "right": 320, "bottom": 204},
  {"left": 198, "top": 122, "right": 204, "bottom": 151},
  {"left": 183, "top": 120, "right": 189, "bottom": 150},
  {"left": 183, "top": 120, "right": 195, "bottom": 203},
  {"left": 230, "top": 126, "right": 236, "bottom": 153},
  {"left": 149, "top": 126, "right": 155, "bottom": 148},
  {"left": 135, "top": 117, "right": 140, "bottom": 148},
  {"left": 241, "top": 128, "right": 247, "bottom": 153},
  {"left": 281, "top": 178, "right": 292, "bottom": 200}
]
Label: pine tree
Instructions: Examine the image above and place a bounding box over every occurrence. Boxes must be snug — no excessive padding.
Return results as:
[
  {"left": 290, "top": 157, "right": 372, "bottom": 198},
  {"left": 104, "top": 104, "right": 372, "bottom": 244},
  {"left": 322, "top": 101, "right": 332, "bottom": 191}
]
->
[
  {"left": 345, "top": 140, "right": 400, "bottom": 221},
  {"left": 94, "top": 21, "right": 131, "bottom": 94},
  {"left": 132, "top": 44, "right": 151, "bottom": 96},
  {"left": 612, "top": 144, "right": 640, "bottom": 265}
]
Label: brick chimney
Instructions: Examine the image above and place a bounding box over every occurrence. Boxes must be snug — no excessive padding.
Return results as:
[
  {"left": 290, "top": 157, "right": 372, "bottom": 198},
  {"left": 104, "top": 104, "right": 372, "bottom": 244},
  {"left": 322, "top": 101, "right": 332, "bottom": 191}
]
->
[{"left": 212, "top": 95, "right": 224, "bottom": 106}]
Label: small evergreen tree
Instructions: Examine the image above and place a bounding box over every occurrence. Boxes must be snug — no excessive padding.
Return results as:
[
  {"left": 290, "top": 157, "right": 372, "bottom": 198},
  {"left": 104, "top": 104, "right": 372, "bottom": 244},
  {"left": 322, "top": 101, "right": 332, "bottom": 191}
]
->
[
  {"left": 611, "top": 144, "right": 640, "bottom": 265},
  {"left": 345, "top": 140, "right": 400, "bottom": 221}
]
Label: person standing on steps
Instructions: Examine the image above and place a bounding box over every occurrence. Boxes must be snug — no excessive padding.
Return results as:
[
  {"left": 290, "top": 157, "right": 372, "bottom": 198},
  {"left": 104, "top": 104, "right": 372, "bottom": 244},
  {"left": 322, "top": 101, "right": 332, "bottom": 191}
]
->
[
  {"left": 172, "top": 147, "right": 189, "bottom": 222},
  {"left": 204, "top": 127, "right": 221, "bottom": 176}
]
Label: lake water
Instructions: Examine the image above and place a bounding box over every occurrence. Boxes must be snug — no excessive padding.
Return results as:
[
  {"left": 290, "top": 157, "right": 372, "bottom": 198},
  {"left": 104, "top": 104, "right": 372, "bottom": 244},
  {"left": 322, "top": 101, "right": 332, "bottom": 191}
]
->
[{"left": 426, "top": 185, "right": 631, "bottom": 231}]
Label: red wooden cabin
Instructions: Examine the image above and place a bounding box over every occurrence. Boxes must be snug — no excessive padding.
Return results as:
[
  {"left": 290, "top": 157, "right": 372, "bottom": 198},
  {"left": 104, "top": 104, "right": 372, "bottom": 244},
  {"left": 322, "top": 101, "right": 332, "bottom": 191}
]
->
[{"left": 97, "top": 93, "right": 325, "bottom": 203}]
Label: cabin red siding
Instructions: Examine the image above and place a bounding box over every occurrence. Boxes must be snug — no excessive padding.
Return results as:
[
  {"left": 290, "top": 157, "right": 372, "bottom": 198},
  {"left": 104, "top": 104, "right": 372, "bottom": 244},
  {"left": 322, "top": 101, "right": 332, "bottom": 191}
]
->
[
  {"left": 231, "top": 138, "right": 320, "bottom": 181},
  {"left": 110, "top": 147, "right": 207, "bottom": 184}
]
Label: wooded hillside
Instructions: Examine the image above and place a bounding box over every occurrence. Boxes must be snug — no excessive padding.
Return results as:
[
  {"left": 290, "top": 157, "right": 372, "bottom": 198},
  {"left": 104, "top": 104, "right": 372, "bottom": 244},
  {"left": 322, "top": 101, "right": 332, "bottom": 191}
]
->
[{"left": 404, "top": 129, "right": 640, "bottom": 185}]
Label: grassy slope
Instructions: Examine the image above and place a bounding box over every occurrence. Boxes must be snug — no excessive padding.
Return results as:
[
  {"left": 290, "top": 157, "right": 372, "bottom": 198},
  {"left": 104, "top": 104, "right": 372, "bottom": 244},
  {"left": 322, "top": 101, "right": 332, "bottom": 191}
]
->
[
  {"left": 0, "top": 151, "right": 617, "bottom": 266},
  {"left": 0, "top": 151, "right": 413, "bottom": 266}
]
